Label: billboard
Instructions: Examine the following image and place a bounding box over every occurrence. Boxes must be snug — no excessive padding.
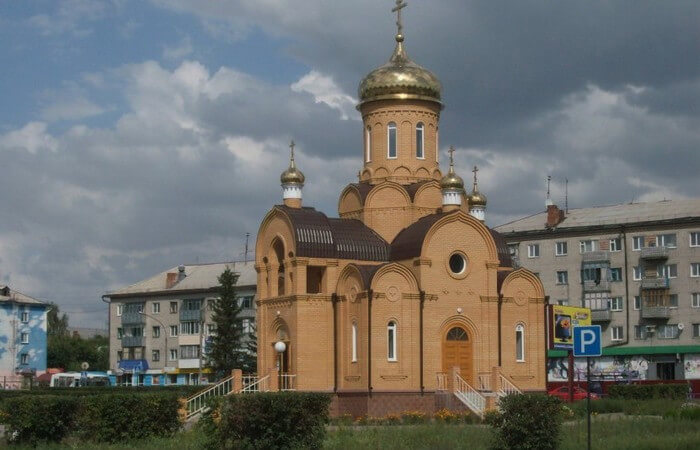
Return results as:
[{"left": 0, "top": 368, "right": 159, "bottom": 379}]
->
[{"left": 548, "top": 305, "right": 591, "bottom": 349}]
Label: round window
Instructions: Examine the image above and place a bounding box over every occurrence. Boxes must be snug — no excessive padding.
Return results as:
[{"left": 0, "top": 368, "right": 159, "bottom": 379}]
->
[{"left": 449, "top": 253, "right": 466, "bottom": 274}]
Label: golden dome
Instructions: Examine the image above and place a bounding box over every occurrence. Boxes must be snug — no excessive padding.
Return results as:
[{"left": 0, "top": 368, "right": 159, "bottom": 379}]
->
[
  {"left": 281, "top": 141, "right": 305, "bottom": 185},
  {"left": 358, "top": 35, "right": 442, "bottom": 106},
  {"left": 469, "top": 165, "right": 487, "bottom": 206},
  {"left": 440, "top": 147, "right": 464, "bottom": 191}
]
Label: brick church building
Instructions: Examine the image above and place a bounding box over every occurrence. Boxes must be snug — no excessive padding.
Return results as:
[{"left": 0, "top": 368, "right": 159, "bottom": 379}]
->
[{"left": 254, "top": 3, "right": 546, "bottom": 416}]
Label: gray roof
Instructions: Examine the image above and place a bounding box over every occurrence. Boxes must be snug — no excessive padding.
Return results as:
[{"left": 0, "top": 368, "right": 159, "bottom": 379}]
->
[
  {"left": 0, "top": 285, "right": 47, "bottom": 306},
  {"left": 495, "top": 199, "right": 700, "bottom": 234},
  {"left": 105, "top": 261, "right": 257, "bottom": 298}
]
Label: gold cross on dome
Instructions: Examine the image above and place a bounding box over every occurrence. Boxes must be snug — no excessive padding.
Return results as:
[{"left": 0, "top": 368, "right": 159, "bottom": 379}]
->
[
  {"left": 448, "top": 145, "right": 455, "bottom": 166},
  {"left": 289, "top": 140, "right": 295, "bottom": 161},
  {"left": 473, "top": 165, "right": 479, "bottom": 188},
  {"left": 392, "top": 0, "right": 408, "bottom": 36}
]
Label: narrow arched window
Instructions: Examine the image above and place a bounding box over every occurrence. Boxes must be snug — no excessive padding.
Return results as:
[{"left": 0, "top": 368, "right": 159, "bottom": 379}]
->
[
  {"left": 365, "top": 126, "right": 371, "bottom": 163},
  {"left": 351, "top": 322, "right": 358, "bottom": 362},
  {"left": 516, "top": 324, "right": 525, "bottom": 362},
  {"left": 387, "top": 321, "right": 397, "bottom": 361},
  {"left": 416, "top": 122, "right": 424, "bottom": 159},
  {"left": 387, "top": 122, "right": 397, "bottom": 159},
  {"left": 436, "top": 128, "right": 439, "bottom": 162}
]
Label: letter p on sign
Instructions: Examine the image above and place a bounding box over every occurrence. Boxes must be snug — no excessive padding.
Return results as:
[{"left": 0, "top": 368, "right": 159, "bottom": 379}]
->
[{"left": 573, "top": 325, "right": 602, "bottom": 357}]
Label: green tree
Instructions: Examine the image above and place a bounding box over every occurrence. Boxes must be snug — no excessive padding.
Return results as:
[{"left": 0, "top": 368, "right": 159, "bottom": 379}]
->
[
  {"left": 47, "top": 302, "right": 69, "bottom": 337},
  {"left": 206, "top": 268, "right": 249, "bottom": 377}
]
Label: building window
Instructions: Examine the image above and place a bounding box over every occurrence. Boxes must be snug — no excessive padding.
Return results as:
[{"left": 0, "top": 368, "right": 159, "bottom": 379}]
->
[
  {"left": 692, "top": 293, "right": 700, "bottom": 308},
  {"left": 632, "top": 236, "right": 644, "bottom": 251},
  {"left": 351, "top": 322, "right": 358, "bottom": 363},
  {"left": 555, "top": 242, "right": 568, "bottom": 256},
  {"left": 169, "top": 349, "right": 178, "bottom": 361},
  {"left": 691, "top": 263, "right": 700, "bottom": 278},
  {"left": 556, "top": 271, "right": 568, "bottom": 285},
  {"left": 152, "top": 302, "right": 160, "bottom": 314},
  {"left": 507, "top": 243, "right": 519, "bottom": 258},
  {"left": 20, "top": 311, "right": 29, "bottom": 323},
  {"left": 365, "top": 126, "right": 371, "bottom": 163},
  {"left": 449, "top": 253, "right": 467, "bottom": 274},
  {"left": 117, "top": 351, "right": 123, "bottom": 361},
  {"left": 609, "top": 268, "right": 622, "bottom": 282},
  {"left": 415, "top": 122, "right": 424, "bottom": 158},
  {"left": 239, "top": 296, "right": 254, "bottom": 309},
  {"left": 180, "top": 321, "right": 201, "bottom": 335},
  {"left": 611, "top": 326, "right": 623, "bottom": 341},
  {"left": 670, "top": 294, "right": 679, "bottom": 308},
  {"left": 658, "top": 264, "right": 678, "bottom": 279},
  {"left": 127, "top": 327, "right": 143, "bottom": 337},
  {"left": 633, "top": 266, "right": 642, "bottom": 281},
  {"left": 657, "top": 234, "right": 677, "bottom": 248},
  {"left": 610, "top": 297, "right": 623, "bottom": 312},
  {"left": 183, "top": 299, "right": 202, "bottom": 311},
  {"left": 242, "top": 319, "right": 252, "bottom": 333},
  {"left": 169, "top": 301, "right": 178, "bottom": 313},
  {"left": 117, "top": 328, "right": 123, "bottom": 339},
  {"left": 690, "top": 232, "right": 700, "bottom": 247},
  {"left": 580, "top": 240, "right": 596, "bottom": 253},
  {"left": 117, "top": 304, "right": 123, "bottom": 316},
  {"left": 169, "top": 325, "right": 178, "bottom": 337},
  {"left": 152, "top": 350, "right": 160, "bottom": 362},
  {"left": 557, "top": 299, "right": 569, "bottom": 306},
  {"left": 527, "top": 244, "right": 540, "bottom": 258},
  {"left": 515, "top": 324, "right": 525, "bottom": 362},
  {"left": 387, "top": 122, "right": 397, "bottom": 158},
  {"left": 152, "top": 326, "right": 160, "bottom": 338},
  {"left": 634, "top": 296, "right": 641, "bottom": 310},
  {"left": 207, "top": 324, "right": 217, "bottom": 335},
  {"left": 387, "top": 321, "right": 397, "bottom": 361},
  {"left": 634, "top": 326, "right": 647, "bottom": 340},
  {"left": 609, "top": 238, "right": 622, "bottom": 252},
  {"left": 180, "top": 345, "right": 200, "bottom": 359},
  {"left": 20, "top": 332, "right": 29, "bottom": 344},
  {"left": 20, "top": 353, "right": 28, "bottom": 365},
  {"left": 693, "top": 324, "right": 700, "bottom": 338},
  {"left": 657, "top": 324, "right": 680, "bottom": 339},
  {"left": 582, "top": 267, "right": 602, "bottom": 283}
]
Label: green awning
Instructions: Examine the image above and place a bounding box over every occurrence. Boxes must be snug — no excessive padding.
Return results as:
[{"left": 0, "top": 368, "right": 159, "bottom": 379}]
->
[{"left": 547, "top": 345, "right": 700, "bottom": 358}]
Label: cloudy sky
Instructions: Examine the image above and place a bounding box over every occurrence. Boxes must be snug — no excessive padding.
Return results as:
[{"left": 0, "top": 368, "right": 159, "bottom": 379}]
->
[{"left": 1, "top": 1, "right": 698, "bottom": 328}]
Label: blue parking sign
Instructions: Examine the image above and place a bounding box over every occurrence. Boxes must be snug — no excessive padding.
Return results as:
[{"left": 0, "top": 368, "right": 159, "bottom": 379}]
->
[{"left": 573, "top": 325, "right": 602, "bottom": 357}]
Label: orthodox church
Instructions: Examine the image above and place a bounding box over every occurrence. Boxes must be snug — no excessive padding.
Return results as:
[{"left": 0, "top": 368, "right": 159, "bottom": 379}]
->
[{"left": 255, "top": 3, "right": 545, "bottom": 416}]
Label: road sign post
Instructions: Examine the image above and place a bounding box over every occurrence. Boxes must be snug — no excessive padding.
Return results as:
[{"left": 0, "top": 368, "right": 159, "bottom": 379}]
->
[{"left": 574, "top": 325, "right": 602, "bottom": 450}]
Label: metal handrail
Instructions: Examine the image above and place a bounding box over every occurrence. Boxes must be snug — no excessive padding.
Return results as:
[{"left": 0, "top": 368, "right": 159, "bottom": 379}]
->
[
  {"left": 186, "top": 374, "right": 234, "bottom": 418},
  {"left": 436, "top": 372, "right": 448, "bottom": 391},
  {"left": 280, "top": 373, "right": 296, "bottom": 391},
  {"left": 477, "top": 373, "right": 491, "bottom": 391},
  {"left": 498, "top": 373, "right": 522, "bottom": 397},
  {"left": 242, "top": 374, "right": 270, "bottom": 393},
  {"left": 453, "top": 372, "right": 486, "bottom": 416}
]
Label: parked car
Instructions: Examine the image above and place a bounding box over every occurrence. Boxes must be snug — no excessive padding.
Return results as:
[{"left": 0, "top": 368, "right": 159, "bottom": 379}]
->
[{"left": 548, "top": 385, "right": 599, "bottom": 401}]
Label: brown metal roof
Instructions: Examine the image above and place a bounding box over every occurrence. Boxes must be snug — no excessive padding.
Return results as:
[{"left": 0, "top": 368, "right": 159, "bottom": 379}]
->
[
  {"left": 348, "top": 264, "right": 386, "bottom": 289},
  {"left": 276, "top": 206, "right": 390, "bottom": 261},
  {"left": 346, "top": 180, "right": 430, "bottom": 207},
  {"left": 489, "top": 229, "right": 513, "bottom": 268},
  {"left": 390, "top": 212, "right": 450, "bottom": 260},
  {"left": 404, "top": 180, "right": 431, "bottom": 202}
]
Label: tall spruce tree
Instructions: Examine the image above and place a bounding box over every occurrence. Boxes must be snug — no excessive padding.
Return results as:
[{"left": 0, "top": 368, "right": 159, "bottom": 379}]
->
[{"left": 207, "top": 268, "right": 248, "bottom": 377}]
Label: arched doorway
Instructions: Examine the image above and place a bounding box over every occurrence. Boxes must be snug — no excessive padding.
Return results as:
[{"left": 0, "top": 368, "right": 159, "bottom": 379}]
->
[{"left": 442, "top": 326, "right": 473, "bottom": 384}]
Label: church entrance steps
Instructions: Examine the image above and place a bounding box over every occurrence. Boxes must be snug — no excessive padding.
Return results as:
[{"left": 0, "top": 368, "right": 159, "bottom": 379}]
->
[
  {"left": 184, "top": 369, "right": 273, "bottom": 419},
  {"left": 453, "top": 372, "right": 487, "bottom": 417}
]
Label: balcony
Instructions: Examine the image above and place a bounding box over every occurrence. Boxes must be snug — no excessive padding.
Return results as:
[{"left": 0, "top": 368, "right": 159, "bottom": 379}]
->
[
  {"left": 582, "top": 251, "right": 610, "bottom": 263},
  {"left": 641, "top": 277, "right": 669, "bottom": 289},
  {"left": 583, "top": 280, "right": 610, "bottom": 292},
  {"left": 180, "top": 308, "right": 202, "bottom": 322},
  {"left": 121, "top": 335, "right": 144, "bottom": 347},
  {"left": 121, "top": 311, "right": 145, "bottom": 325},
  {"left": 642, "top": 306, "right": 671, "bottom": 319},
  {"left": 640, "top": 247, "right": 669, "bottom": 260},
  {"left": 591, "top": 309, "right": 612, "bottom": 322}
]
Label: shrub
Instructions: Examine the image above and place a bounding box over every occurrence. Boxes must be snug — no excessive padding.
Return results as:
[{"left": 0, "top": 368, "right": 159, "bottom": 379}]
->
[
  {"left": 664, "top": 403, "right": 700, "bottom": 421},
  {"left": 608, "top": 384, "right": 687, "bottom": 400},
  {"left": 401, "top": 410, "right": 428, "bottom": 424},
  {"left": 212, "top": 392, "right": 331, "bottom": 449},
  {"left": 487, "top": 394, "right": 563, "bottom": 450},
  {"left": 0, "top": 392, "right": 182, "bottom": 446},
  {"left": 1, "top": 395, "right": 79, "bottom": 445},
  {"left": 434, "top": 408, "right": 459, "bottom": 423}
]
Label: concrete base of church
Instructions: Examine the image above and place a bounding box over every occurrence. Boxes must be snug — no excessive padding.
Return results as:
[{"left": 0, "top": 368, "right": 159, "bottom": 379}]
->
[{"left": 330, "top": 390, "right": 471, "bottom": 418}]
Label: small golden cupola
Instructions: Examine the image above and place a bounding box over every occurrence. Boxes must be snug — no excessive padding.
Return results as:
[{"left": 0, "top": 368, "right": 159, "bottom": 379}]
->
[
  {"left": 356, "top": 1, "right": 444, "bottom": 185},
  {"left": 280, "top": 140, "right": 305, "bottom": 208},
  {"left": 440, "top": 146, "right": 465, "bottom": 211},
  {"left": 468, "top": 165, "right": 487, "bottom": 221}
]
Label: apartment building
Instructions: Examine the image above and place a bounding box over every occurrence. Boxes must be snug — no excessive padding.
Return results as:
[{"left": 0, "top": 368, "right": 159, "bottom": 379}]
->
[
  {"left": 0, "top": 285, "right": 49, "bottom": 388},
  {"left": 495, "top": 199, "right": 700, "bottom": 383},
  {"left": 103, "top": 261, "right": 256, "bottom": 386}
]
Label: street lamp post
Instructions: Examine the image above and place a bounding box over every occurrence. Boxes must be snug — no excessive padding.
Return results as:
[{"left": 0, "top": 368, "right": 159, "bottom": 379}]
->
[
  {"left": 138, "top": 311, "right": 168, "bottom": 384},
  {"left": 274, "top": 341, "right": 286, "bottom": 391}
]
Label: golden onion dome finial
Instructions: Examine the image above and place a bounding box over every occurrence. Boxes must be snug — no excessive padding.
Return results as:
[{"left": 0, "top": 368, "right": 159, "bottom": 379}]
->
[
  {"left": 440, "top": 146, "right": 465, "bottom": 191},
  {"left": 357, "top": 0, "right": 442, "bottom": 107},
  {"left": 280, "top": 140, "right": 305, "bottom": 185},
  {"left": 469, "top": 165, "right": 487, "bottom": 206}
]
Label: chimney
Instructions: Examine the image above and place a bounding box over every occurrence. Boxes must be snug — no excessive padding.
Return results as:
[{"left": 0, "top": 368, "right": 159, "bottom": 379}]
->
[
  {"left": 166, "top": 272, "right": 178, "bottom": 289},
  {"left": 546, "top": 204, "right": 565, "bottom": 228}
]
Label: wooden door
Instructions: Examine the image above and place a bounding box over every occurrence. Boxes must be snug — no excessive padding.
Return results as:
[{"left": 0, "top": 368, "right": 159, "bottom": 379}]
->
[{"left": 442, "top": 326, "right": 473, "bottom": 384}]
